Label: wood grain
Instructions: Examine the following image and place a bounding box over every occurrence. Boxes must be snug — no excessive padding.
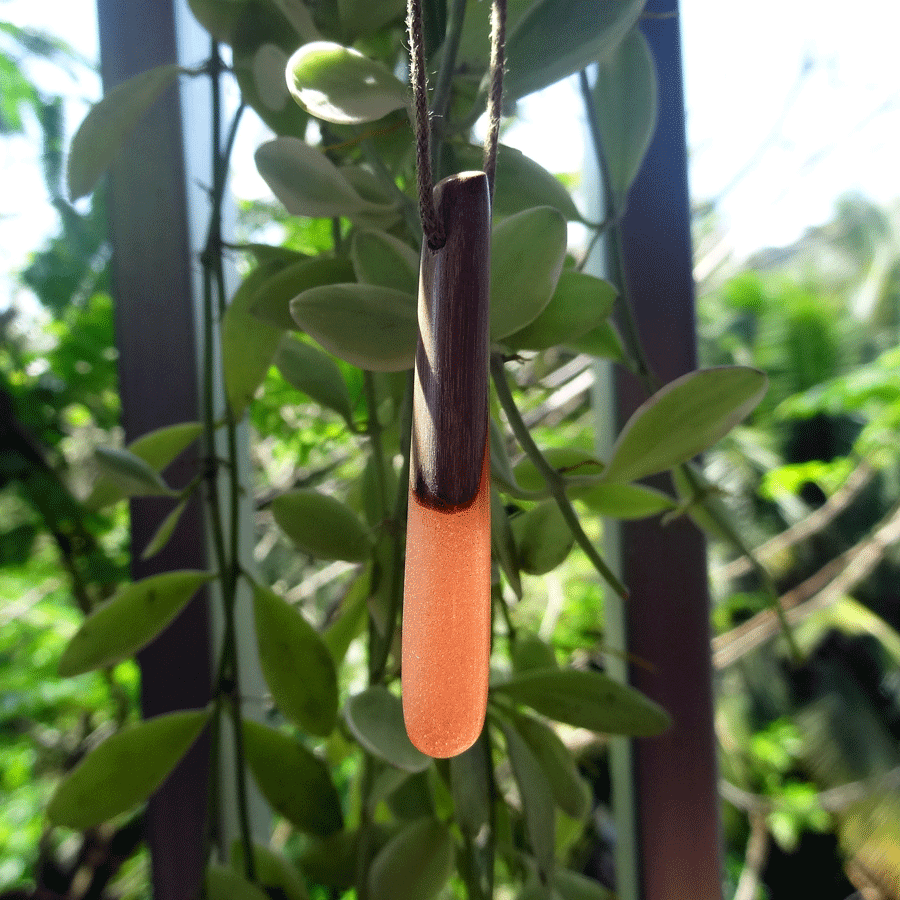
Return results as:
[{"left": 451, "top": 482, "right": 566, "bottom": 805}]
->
[{"left": 411, "top": 171, "right": 491, "bottom": 510}]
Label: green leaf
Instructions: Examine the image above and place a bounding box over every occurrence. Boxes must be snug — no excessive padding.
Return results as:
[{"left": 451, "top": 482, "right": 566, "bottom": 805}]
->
[
  {"left": 243, "top": 720, "right": 343, "bottom": 835},
  {"left": 128, "top": 422, "right": 205, "bottom": 470},
  {"left": 493, "top": 668, "right": 671, "bottom": 737},
  {"left": 206, "top": 865, "right": 270, "bottom": 900},
  {"left": 512, "top": 711, "right": 591, "bottom": 820},
  {"left": 230, "top": 841, "right": 309, "bottom": 900},
  {"left": 505, "top": 271, "right": 617, "bottom": 351},
  {"left": 572, "top": 482, "right": 676, "bottom": 520},
  {"left": 553, "top": 869, "right": 615, "bottom": 900},
  {"left": 603, "top": 367, "right": 768, "bottom": 484},
  {"left": 47, "top": 709, "right": 209, "bottom": 829},
  {"left": 93, "top": 446, "right": 176, "bottom": 499},
  {"left": 513, "top": 448, "right": 606, "bottom": 496},
  {"left": 500, "top": 720, "right": 556, "bottom": 876},
  {"left": 384, "top": 769, "right": 435, "bottom": 821},
  {"left": 517, "top": 877, "right": 563, "bottom": 900},
  {"left": 511, "top": 502, "right": 574, "bottom": 576},
  {"left": 450, "top": 739, "right": 491, "bottom": 834},
  {"left": 300, "top": 829, "right": 364, "bottom": 889},
  {"left": 491, "top": 485, "right": 522, "bottom": 599},
  {"left": 504, "top": 0, "right": 645, "bottom": 101},
  {"left": 457, "top": 0, "right": 538, "bottom": 71},
  {"left": 287, "top": 41, "right": 408, "bottom": 124},
  {"left": 454, "top": 143, "right": 582, "bottom": 221},
  {"left": 340, "top": 167, "right": 403, "bottom": 229},
  {"left": 593, "top": 27, "right": 658, "bottom": 210},
  {"left": 269, "top": 0, "right": 320, "bottom": 41},
  {"left": 669, "top": 467, "right": 730, "bottom": 542},
  {"left": 345, "top": 686, "right": 432, "bottom": 773},
  {"left": 369, "top": 818, "right": 455, "bottom": 900},
  {"left": 491, "top": 207, "right": 568, "bottom": 341},
  {"left": 250, "top": 256, "right": 355, "bottom": 329},
  {"left": 368, "top": 767, "right": 414, "bottom": 812},
  {"left": 337, "top": 0, "right": 406, "bottom": 37},
  {"left": 86, "top": 421, "right": 204, "bottom": 509},
  {"left": 253, "top": 582, "right": 338, "bottom": 736},
  {"left": 245, "top": 243, "right": 310, "bottom": 267},
  {"left": 490, "top": 417, "right": 527, "bottom": 497},
  {"left": 324, "top": 567, "right": 371, "bottom": 664},
  {"left": 58, "top": 571, "right": 215, "bottom": 677},
  {"left": 249, "top": 43, "right": 292, "bottom": 114},
  {"left": 275, "top": 335, "right": 354, "bottom": 425},
  {"left": 186, "top": 0, "right": 252, "bottom": 43},
  {"left": 290, "top": 283, "right": 417, "bottom": 371},
  {"left": 141, "top": 498, "right": 189, "bottom": 560},
  {"left": 68, "top": 64, "right": 182, "bottom": 199},
  {"left": 570, "top": 321, "right": 625, "bottom": 361},
  {"left": 230, "top": 3, "right": 311, "bottom": 138},
  {"left": 222, "top": 263, "right": 288, "bottom": 418},
  {"left": 271, "top": 488, "right": 372, "bottom": 561},
  {"left": 256, "top": 137, "right": 391, "bottom": 219},
  {"left": 351, "top": 229, "right": 419, "bottom": 294},
  {"left": 511, "top": 634, "right": 558, "bottom": 674}
]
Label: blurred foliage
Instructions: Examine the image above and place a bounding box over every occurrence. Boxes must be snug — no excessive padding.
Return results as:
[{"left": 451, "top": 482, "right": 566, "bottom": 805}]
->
[
  {"left": 696, "top": 193, "right": 900, "bottom": 896},
  {"left": 0, "top": 20, "right": 135, "bottom": 892}
]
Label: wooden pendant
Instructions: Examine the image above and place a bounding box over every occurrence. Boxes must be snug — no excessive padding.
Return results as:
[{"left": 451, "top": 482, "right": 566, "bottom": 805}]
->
[{"left": 402, "top": 171, "right": 492, "bottom": 758}]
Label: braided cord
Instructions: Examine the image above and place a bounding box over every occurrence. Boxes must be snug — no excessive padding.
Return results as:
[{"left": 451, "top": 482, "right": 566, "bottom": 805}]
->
[{"left": 407, "top": 0, "right": 507, "bottom": 245}]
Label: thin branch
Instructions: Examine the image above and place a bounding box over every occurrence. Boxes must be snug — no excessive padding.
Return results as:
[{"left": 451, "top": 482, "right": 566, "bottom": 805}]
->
[
  {"left": 430, "top": 0, "right": 468, "bottom": 154},
  {"left": 371, "top": 370, "right": 414, "bottom": 683},
  {"left": 718, "top": 460, "right": 874, "bottom": 581},
  {"left": 733, "top": 811, "right": 770, "bottom": 900},
  {"left": 200, "top": 39, "right": 255, "bottom": 881},
  {"left": 491, "top": 354, "right": 628, "bottom": 599},
  {"left": 681, "top": 463, "right": 802, "bottom": 665},
  {"left": 713, "top": 497, "right": 900, "bottom": 668},
  {"left": 578, "top": 68, "right": 659, "bottom": 395}
]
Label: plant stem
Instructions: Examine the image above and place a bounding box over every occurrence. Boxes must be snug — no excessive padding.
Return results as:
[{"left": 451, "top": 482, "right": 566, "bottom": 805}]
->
[
  {"left": 681, "top": 463, "right": 803, "bottom": 663},
  {"left": 496, "top": 582, "right": 516, "bottom": 640},
  {"left": 363, "top": 372, "right": 389, "bottom": 516},
  {"left": 578, "top": 68, "right": 659, "bottom": 396},
  {"left": 579, "top": 65, "right": 800, "bottom": 662},
  {"left": 201, "top": 38, "right": 256, "bottom": 881},
  {"left": 371, "top": 370, "right": 414, "bottom": 682},
  {"left": 355, "top": 754, "right": 376, "bottom": 900},
  {"left": 430, "top": 0, "right": 469, "bottom": 173},
  {"left": 490, "top": 354, "right": 628, "bottom": 599},
  {"left": 360, "top": 137, "right": 422, "bottom": 245}
]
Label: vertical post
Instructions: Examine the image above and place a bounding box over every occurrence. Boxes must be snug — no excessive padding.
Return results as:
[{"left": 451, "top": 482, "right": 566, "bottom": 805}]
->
[
  {"left": 600, "top": 1, "right": 724, "bottom": 897},
  {"left": 96, "top": 3, "right": 210, "bottom": 897}
]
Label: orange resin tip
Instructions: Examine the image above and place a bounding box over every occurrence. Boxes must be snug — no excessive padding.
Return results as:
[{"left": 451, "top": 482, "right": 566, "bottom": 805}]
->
[{"left": 402, "top": 448, "right": 491, "bottom": 757}]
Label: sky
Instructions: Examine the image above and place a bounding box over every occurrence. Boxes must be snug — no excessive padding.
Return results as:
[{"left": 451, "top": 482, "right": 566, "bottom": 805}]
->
[{"left": 2, "top": 0, "right": 899, "bottom": 313}]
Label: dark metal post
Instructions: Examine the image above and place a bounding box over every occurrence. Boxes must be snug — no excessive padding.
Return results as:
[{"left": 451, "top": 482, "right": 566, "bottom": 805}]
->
[
  {"left": 612, "top": 1, "right": 723, "bottom": 897},
  {"left": 95, "top": 3, "right": 211, "bottom": 897}
]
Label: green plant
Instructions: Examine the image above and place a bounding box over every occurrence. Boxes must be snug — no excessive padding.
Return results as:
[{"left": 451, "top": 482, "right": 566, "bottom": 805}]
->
[{"left": 38, "top": 1, "right": 779, "bottom": 898}]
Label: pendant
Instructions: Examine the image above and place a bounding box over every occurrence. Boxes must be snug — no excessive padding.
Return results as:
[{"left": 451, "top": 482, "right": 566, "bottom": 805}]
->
[{"left": 402, "top": 171, "right": 492, "bottom": 758}]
